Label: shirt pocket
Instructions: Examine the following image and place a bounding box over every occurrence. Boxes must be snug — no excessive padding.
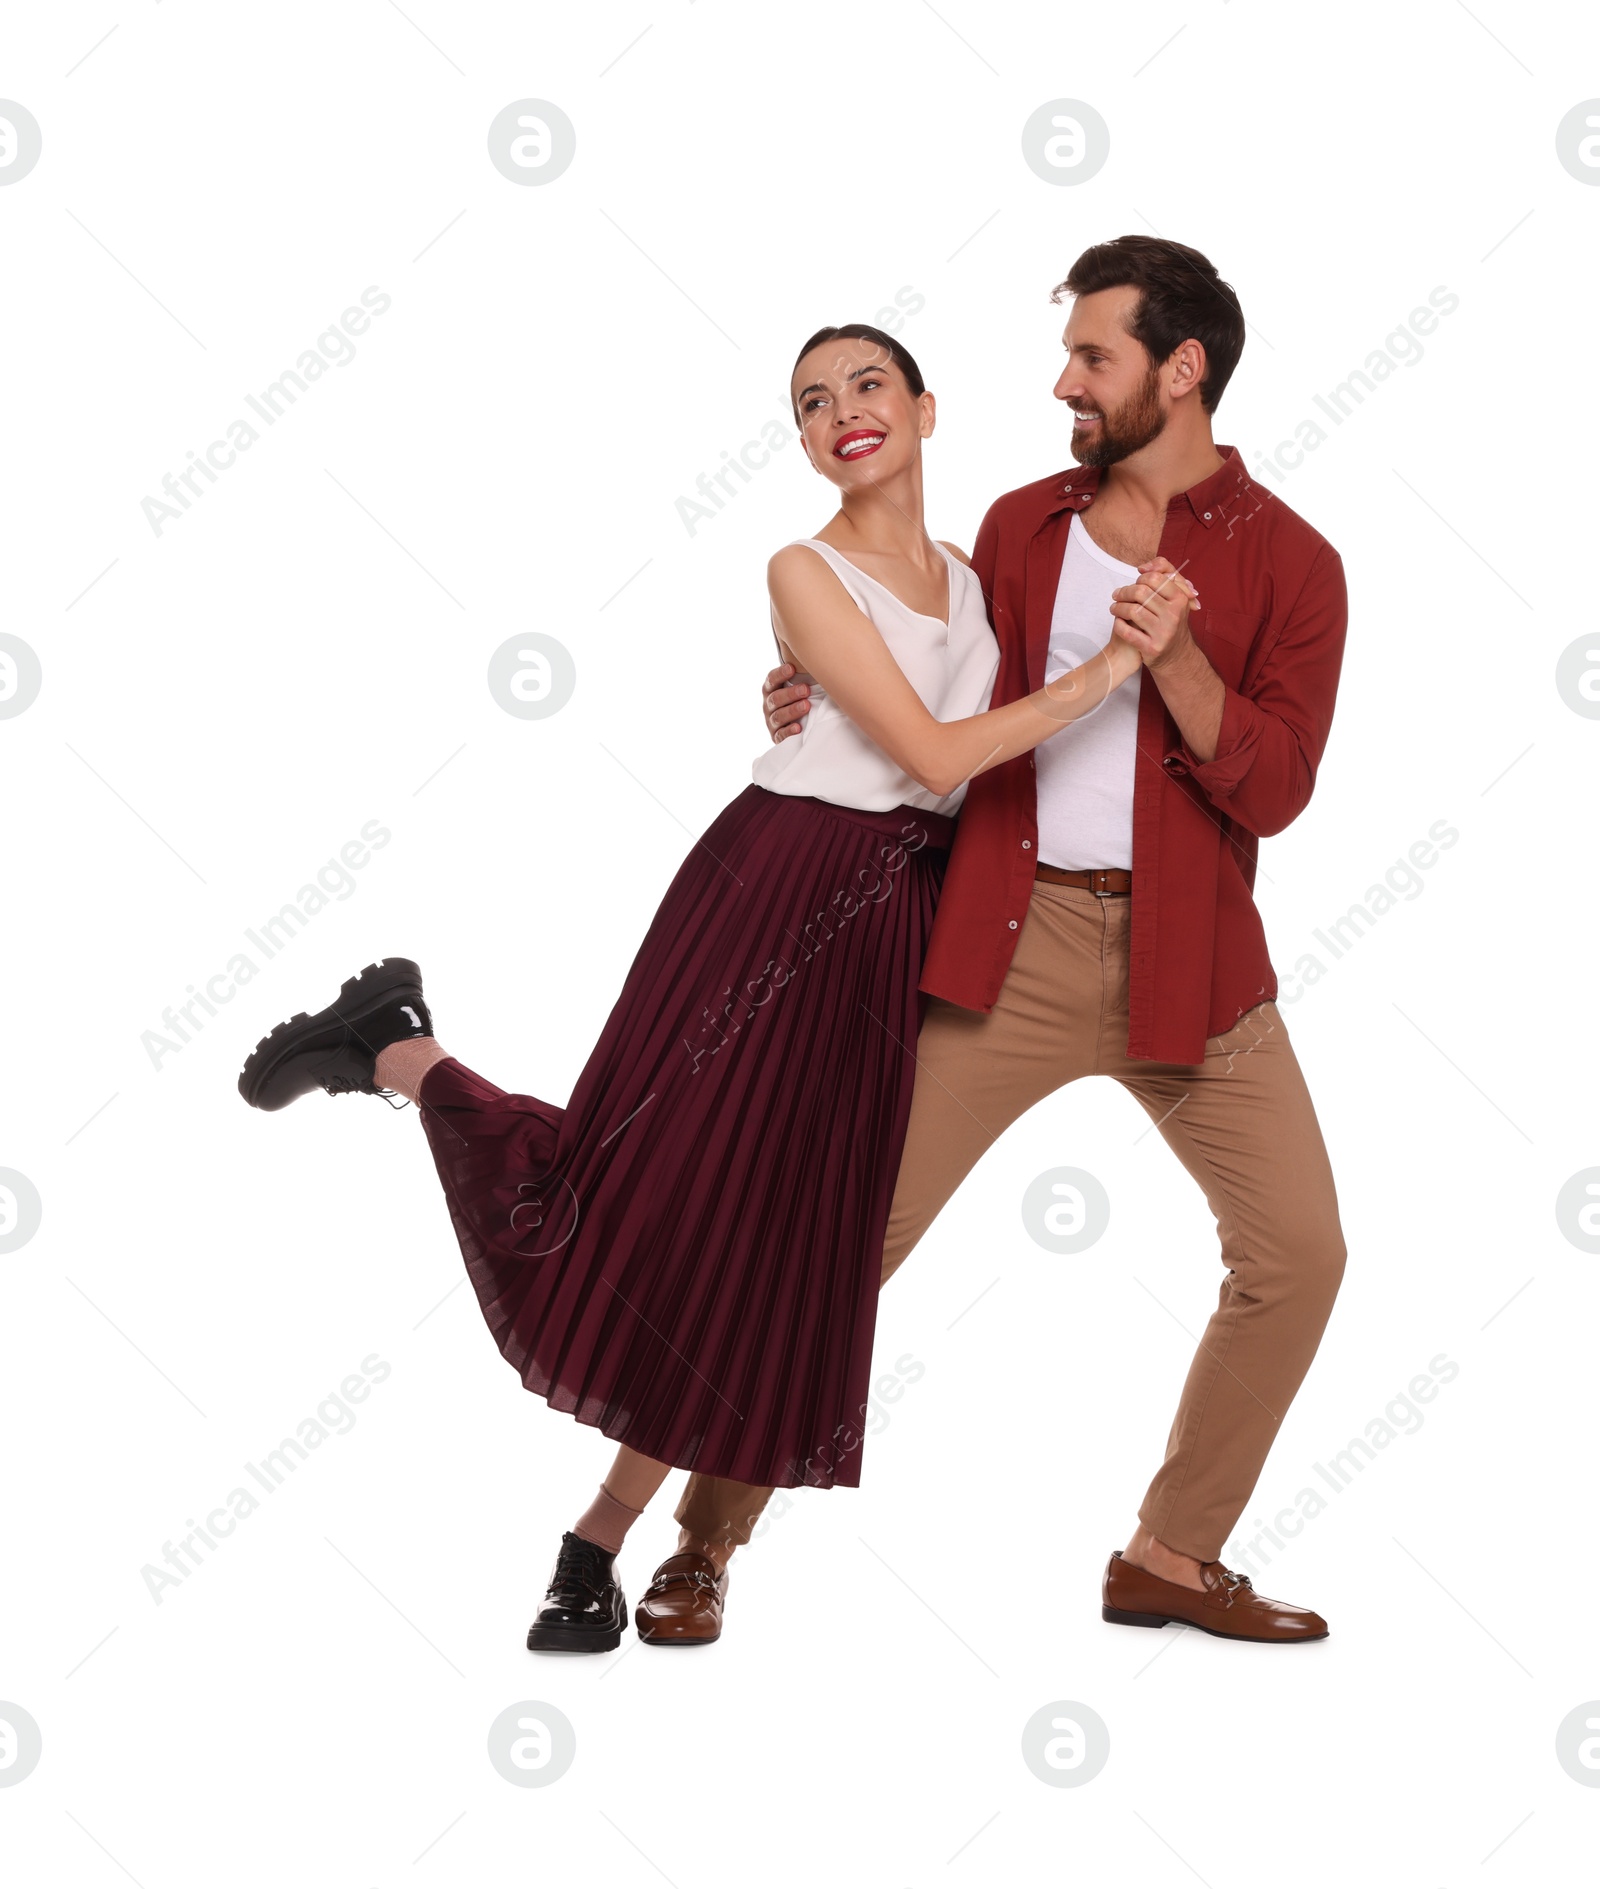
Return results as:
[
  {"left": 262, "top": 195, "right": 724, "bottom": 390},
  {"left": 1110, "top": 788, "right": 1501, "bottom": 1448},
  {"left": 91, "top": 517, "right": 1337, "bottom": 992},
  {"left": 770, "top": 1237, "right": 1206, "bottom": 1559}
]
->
[{"left": 1189, "top": 605, "right": 1260, "bottom": 692}]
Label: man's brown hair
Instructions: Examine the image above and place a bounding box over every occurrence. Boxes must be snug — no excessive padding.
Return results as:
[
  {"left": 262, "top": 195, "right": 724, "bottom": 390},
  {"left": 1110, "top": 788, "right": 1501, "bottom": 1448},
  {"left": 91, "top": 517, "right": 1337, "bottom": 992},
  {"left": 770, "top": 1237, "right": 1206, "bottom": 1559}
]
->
[{"left": 1054, "top": 235, "right": 1246, "bottom": 412}]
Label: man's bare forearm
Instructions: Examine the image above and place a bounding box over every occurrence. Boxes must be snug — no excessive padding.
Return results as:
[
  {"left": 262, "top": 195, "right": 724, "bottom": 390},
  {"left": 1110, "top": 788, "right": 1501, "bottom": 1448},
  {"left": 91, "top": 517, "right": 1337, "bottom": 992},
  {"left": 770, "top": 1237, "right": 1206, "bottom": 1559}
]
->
[{"left": 1146, "top": 633, "right": 1226, "bottom": 764}]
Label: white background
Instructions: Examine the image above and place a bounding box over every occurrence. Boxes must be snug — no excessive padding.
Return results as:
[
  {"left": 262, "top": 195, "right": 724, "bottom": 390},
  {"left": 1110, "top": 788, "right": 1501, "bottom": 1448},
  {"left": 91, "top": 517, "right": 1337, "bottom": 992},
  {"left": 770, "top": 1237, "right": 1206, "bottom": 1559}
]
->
[{"left": 2, "top": 2, "right": 1596, "bottom": 1882}]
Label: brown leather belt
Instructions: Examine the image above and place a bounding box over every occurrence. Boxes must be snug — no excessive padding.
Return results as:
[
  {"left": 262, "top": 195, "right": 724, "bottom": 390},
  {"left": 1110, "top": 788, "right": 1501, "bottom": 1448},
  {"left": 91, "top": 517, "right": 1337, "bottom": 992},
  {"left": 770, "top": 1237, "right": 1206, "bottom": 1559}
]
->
[{"left": 1035, "top": 864, "right": 1133, "bottom": 896}]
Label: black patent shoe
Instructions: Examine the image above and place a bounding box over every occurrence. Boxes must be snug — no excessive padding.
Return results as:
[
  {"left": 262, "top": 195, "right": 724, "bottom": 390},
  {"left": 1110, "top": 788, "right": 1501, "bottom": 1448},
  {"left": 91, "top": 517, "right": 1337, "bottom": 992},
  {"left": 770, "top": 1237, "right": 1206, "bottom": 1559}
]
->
[
  {"left": 237, "top": 958, "right": 432, "bottom": 1111},
  {"left": 526, "top": 1533, "right": 628, "bottom": 1653}
]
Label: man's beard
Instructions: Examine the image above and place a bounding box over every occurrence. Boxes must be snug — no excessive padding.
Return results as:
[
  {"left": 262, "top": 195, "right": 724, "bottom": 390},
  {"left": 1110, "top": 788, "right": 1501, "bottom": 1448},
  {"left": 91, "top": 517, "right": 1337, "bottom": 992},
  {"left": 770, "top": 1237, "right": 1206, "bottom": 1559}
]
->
[{"left": 1072, "top": 368, "right": 1167, "bottom": 468}]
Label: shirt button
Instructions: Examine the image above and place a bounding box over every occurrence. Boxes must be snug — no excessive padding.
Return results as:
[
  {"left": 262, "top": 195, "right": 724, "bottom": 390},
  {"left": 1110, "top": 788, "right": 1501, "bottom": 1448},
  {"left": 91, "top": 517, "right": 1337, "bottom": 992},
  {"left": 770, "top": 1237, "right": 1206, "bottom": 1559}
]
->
[
  {"left": 1022, "top": 839, "right": 1032, "bottom": 849},
  {"left": 1203, "top": 511, "right": 1212, "bottom": 520},
  {"left": 1008, "top": 920, "right": 1019, "bottom": 930}
]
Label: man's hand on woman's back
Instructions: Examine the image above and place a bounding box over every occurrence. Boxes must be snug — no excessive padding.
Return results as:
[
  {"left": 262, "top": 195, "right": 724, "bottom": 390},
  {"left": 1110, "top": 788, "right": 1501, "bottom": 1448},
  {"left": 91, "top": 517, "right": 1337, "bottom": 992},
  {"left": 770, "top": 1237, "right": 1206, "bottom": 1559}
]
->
[{"left": 764, "top": 662, "right": 815, "bottom": 744}]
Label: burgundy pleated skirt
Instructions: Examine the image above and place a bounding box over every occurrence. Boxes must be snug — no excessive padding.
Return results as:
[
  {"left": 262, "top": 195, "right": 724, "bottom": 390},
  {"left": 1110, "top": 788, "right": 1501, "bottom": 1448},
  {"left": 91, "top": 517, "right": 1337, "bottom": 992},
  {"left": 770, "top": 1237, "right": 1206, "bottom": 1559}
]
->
[{"left": 417, "top": 784, "right": 956, "bottom": 1489}]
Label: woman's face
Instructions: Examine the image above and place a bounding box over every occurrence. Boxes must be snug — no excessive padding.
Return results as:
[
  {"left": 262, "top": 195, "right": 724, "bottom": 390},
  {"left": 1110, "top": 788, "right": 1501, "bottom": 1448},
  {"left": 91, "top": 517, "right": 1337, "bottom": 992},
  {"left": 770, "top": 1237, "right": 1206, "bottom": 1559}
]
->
[{"left": 790, "top": 336, "right": 934, "bottom": 490}]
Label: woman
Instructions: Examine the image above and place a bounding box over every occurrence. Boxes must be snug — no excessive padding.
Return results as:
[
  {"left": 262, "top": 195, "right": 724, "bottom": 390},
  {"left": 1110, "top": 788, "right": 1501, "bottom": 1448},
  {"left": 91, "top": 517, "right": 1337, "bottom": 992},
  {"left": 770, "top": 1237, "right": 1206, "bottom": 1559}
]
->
[{"left": 238, "top": 323, "right": 1168, "bottom": 1653}]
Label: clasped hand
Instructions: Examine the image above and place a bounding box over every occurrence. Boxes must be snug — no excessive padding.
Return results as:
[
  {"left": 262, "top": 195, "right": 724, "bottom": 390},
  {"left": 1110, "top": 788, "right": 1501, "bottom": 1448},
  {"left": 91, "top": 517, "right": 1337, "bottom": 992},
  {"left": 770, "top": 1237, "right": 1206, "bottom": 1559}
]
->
[{"left": 1109, "top": 556, "right": 1200, "bottom": 670}]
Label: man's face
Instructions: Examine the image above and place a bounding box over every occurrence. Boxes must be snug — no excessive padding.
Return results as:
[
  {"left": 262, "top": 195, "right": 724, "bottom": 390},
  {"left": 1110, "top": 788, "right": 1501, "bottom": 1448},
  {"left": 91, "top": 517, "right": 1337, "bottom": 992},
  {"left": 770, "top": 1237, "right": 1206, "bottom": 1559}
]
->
[{"left": 1053, "top": 285, "right": 1167, "bottom": 469}]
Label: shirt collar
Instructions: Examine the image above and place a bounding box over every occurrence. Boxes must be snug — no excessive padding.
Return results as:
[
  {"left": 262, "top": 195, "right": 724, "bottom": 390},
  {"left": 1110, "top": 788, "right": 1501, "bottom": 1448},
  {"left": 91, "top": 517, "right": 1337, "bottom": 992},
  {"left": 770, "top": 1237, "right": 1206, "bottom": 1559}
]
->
[{"left": 1053, "top": 442, "right": 1257, "bottom": 532}]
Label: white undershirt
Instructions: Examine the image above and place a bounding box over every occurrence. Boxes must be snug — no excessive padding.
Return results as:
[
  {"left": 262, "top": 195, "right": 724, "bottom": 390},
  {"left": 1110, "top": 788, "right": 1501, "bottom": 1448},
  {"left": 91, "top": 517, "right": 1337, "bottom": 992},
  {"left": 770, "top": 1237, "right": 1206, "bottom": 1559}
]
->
[{"left": 1035, "top": 511, "right": 1143, "bottom": 870}]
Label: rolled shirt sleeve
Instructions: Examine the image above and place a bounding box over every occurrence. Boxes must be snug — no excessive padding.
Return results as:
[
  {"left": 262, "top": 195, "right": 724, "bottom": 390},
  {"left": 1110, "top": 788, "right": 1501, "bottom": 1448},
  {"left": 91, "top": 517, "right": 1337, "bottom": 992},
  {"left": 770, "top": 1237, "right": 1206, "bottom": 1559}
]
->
[{"left": 1161, "top": 542, "right": 1348, "bottom": 838}]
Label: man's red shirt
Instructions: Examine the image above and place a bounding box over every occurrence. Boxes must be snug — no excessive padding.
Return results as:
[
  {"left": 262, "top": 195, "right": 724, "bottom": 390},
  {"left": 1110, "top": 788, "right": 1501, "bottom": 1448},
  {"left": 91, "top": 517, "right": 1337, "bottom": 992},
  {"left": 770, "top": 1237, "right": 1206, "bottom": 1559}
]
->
[{"left": 918, "top": 444, "right": 1348, "bottom": 1065}]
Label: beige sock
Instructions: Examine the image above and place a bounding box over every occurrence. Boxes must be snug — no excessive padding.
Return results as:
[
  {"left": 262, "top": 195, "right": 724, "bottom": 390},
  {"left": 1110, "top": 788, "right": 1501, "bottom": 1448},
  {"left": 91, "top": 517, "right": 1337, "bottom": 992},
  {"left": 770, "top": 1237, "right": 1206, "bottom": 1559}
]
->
[
  {"left": 573, "top": 1483, "right": 647, "bottom": 1555},
  {"left": 373, "top": 1035, "right": 451, "bottom": 1102}
]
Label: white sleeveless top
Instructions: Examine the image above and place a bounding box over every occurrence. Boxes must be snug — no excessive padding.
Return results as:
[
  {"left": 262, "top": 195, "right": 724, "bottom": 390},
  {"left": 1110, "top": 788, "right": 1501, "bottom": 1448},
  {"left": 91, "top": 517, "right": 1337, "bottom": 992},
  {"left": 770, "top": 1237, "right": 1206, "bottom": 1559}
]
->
[{"left": 751, "top": 538, "right": 1000, "bottom": 817}]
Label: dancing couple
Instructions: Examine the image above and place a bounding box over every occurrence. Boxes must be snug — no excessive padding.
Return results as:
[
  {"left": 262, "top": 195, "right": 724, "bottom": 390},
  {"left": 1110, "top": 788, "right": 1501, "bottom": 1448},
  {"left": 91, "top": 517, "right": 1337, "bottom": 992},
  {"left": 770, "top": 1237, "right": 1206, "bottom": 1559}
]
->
[{"left": 241, "top": 234, "right": 1350, "bottom": 1651}]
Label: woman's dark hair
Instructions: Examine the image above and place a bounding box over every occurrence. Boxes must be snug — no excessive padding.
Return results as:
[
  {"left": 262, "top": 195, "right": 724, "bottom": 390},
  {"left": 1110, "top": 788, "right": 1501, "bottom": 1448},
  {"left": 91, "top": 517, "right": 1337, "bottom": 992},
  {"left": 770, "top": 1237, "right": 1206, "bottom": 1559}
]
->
[
  {"left": 790, "top": 324, "right": 926, "bottom": 424},
  {"left": 1052, "top": 235, "right": 1245, "bottom": 412}
]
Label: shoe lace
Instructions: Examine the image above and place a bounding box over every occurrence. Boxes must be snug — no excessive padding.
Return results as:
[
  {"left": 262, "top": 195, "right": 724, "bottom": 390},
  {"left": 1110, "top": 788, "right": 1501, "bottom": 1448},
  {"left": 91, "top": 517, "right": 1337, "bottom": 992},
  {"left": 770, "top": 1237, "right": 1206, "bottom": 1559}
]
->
[
  {"left": 548, "top": 1539, "right": 611, "bottom": 1603},
  {"left": 321, "top": 1075, "right": 371, "bottom": 1097},
  {"left": 320, "top": 1076, "right": 409, "bottom": 1109}
]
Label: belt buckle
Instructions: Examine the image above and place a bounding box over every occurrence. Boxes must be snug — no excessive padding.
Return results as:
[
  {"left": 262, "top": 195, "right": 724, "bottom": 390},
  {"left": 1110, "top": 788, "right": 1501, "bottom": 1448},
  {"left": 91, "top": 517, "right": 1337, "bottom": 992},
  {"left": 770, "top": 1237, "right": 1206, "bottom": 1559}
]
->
[{"left": 1091, "top": 869, "right": 1113, "bottom": 899}]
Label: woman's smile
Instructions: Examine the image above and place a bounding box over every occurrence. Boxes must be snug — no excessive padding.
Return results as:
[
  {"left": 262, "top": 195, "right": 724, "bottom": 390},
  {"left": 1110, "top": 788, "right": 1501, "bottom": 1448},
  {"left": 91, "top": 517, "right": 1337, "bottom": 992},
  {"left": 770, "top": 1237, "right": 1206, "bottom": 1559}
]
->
[{"left": 833, "top": 428, "right": 886, "bottom": 460}]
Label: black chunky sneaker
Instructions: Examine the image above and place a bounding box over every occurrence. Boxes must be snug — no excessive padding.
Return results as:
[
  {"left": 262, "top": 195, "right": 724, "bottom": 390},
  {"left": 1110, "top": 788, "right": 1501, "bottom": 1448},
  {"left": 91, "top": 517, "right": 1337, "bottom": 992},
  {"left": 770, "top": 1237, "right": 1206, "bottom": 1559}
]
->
[
  {"left": 526, "top": 1532, "right": 629, "bottom": 1654},
  {"left": 237, "top": 958, "right": 432, "bottom": 1111}
]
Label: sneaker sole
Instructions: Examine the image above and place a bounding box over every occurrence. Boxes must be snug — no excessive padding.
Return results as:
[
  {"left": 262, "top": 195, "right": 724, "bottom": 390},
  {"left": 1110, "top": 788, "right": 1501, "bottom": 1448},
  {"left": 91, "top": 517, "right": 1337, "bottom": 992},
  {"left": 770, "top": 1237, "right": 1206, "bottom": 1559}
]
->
[
  {"left": 525, "top": 1619, "right": 626, "bottom": 1654},
  {"left": 237, "top": 957, "right": 425, "bottom": 1110}
]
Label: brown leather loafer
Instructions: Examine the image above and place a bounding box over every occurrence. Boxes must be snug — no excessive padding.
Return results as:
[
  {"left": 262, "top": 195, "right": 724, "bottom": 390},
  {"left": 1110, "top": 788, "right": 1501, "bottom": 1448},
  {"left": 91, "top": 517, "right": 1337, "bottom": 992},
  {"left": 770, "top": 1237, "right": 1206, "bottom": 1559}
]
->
[
  {"left": 634, "top": 1551, "right": 728, "bottom": 1647},
  {"left": 1102, "top": 1549, "right": 1328, "bottom": 1643}
]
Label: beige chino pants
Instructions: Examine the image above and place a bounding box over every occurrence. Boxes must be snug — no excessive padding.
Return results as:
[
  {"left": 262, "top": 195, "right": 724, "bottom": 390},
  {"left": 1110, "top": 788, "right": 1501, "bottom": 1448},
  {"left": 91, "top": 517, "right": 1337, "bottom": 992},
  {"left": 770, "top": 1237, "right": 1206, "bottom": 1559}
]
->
[{"left": 676, "top": 879, "right": 1348, "bottom": 1563}]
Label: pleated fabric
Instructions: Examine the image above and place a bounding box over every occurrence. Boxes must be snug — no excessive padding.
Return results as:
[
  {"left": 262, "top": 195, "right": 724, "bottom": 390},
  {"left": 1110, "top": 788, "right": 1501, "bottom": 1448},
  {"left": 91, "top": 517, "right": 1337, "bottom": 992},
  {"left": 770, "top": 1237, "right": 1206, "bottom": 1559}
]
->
[{"left": 417, "top": 784, "right": 955, "bottom": 1489}]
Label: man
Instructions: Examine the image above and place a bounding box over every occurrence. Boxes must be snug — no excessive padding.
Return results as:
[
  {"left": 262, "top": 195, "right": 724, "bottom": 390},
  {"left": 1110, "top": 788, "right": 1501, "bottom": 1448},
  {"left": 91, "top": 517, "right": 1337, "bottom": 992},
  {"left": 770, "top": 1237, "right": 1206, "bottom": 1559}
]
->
[{"left": 634, "top": 234, "right": 1349, "bottom": 1646}]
